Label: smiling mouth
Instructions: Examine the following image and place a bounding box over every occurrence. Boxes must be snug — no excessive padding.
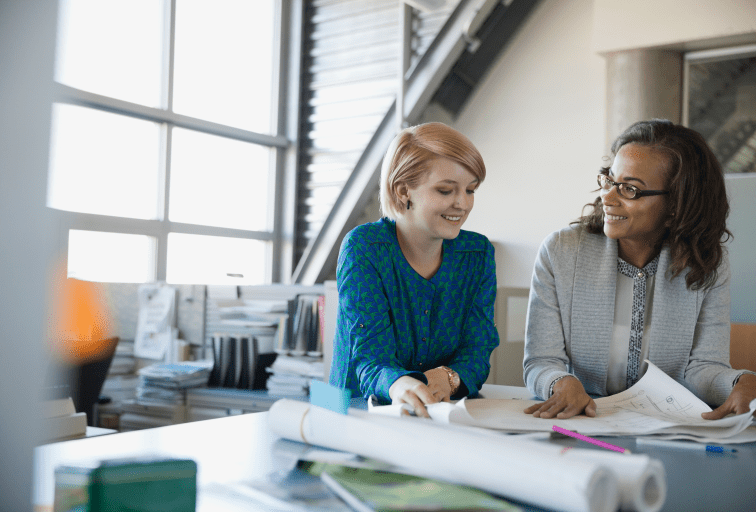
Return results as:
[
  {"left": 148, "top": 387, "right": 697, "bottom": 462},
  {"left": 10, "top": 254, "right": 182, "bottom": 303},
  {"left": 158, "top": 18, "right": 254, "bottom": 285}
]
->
[
  {"left": 441, "top": 214, "right": 462, "bottom": 221},
  {"left": 605, "top": 214, "right": 627, "bottom": 221}
]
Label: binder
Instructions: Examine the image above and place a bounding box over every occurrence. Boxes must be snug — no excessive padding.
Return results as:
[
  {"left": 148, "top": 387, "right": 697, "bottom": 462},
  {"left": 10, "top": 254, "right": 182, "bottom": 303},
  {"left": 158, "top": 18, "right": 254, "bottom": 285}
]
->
[
  {"left": 237, "top": 337, "right": 258, "bottom": 390},
  {"left": 207, "top": 335, "right": 223, "bottom": 387},
  {"left": 221, "top": 337, "right": 238, "bottom": 388}
]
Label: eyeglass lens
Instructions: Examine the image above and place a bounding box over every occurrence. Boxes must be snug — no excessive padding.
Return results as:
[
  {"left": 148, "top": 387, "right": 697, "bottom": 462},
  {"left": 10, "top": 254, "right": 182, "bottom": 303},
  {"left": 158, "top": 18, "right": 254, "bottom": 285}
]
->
[{"left": 598, "top": 175, "right": 636, "bottom": 198}]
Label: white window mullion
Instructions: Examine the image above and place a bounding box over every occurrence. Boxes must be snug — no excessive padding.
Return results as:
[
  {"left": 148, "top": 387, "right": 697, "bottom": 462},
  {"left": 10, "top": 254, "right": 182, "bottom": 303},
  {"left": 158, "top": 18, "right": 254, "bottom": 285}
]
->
[{"left": 52, "top": 0, "right": 284, "bottom": 286}]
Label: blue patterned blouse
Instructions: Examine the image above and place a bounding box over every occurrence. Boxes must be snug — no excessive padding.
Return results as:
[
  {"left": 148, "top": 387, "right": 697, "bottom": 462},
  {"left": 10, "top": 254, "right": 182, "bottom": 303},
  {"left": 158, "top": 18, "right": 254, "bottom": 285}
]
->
[{"left": 329, "top": 217, "right": 499, "bottom": 403}]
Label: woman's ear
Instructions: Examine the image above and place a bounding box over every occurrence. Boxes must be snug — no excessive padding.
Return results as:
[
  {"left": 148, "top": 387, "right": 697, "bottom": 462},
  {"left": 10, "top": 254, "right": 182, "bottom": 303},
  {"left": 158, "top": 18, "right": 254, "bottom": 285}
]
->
[
  {"left": 395, "top": 182, "right": 409, "bottom": 204},
  {"left": 664, "top": 211, "right": 675, "bottom": 228}
]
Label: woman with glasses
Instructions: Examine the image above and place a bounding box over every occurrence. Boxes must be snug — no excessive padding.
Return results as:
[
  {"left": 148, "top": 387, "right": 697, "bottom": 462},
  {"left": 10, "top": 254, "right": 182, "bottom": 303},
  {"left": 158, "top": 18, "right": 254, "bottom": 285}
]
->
[
  {"left": 523, "top": 119, "right": 756, "bottom": 419},
  {"left": 329, "top": 122, "right": 499, "bottom": 418}
]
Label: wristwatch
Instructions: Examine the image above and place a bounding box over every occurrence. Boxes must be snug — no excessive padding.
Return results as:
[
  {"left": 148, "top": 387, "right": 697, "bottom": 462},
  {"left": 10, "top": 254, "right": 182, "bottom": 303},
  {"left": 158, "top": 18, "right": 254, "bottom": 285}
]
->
[{"left": 439, "top": 366, "right": 461, "bottom": 395}]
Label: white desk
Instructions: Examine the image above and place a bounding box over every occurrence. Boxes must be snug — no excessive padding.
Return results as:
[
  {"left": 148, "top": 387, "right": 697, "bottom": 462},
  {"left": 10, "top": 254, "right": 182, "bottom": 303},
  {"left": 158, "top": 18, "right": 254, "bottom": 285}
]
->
[{"left": 34, "top": 386, "right": 756, "bottom": 512}]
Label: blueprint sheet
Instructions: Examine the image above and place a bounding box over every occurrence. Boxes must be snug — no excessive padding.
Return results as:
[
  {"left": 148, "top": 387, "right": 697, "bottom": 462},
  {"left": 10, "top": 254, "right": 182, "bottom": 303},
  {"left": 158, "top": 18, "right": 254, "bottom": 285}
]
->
[{"left": 373, "top": 361, "right": 756, "bottom": 441}]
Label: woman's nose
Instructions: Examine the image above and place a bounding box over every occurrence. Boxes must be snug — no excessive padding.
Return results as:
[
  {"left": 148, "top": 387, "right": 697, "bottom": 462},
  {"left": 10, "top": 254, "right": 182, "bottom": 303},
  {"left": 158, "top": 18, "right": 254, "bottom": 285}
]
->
[
  {"left": 454, "top": 192, "right": 470, "bottom": 209},
  {"left": 601, "top": 185, "right": 621, "bottom": 205}
]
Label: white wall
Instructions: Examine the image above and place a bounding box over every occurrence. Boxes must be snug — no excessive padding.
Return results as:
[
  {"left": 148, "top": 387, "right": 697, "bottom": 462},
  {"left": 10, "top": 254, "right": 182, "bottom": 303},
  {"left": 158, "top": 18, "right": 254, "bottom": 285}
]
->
[
  {"left": 593, "top": 0, "right": 756, "bottom": 53},
  {"left": 0, "top": 2, "right": 59, "bottom": 510},
  {"left": 454, "top": 0, "right": 606, "bottom": 288}
]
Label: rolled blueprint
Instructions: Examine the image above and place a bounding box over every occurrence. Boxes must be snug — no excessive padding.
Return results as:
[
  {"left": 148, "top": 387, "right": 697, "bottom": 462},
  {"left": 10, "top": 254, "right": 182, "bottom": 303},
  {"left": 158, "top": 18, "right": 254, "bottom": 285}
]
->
[
  {"left": 565, "top": 449, "right": 666, "bottom": 512},
  {"left": 268, "top": 399, "right": 620, "bottom": 512},
  {"left": 434, "top": 402, "right": 667, "bottom": 512}
]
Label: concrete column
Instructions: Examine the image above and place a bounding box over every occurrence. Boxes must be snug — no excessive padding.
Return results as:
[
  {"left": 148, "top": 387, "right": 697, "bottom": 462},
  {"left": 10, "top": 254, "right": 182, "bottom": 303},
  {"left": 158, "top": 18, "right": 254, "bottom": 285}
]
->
[{"left": 604, "top": 49, "right": 683, "bottom": 152}]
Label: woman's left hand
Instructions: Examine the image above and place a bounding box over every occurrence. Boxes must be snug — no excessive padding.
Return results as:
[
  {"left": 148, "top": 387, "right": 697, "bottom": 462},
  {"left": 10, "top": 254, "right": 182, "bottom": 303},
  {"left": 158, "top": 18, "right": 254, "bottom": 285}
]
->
[
  {"left": 424, "top": 367, "right": 452, "bottom": 402},
  {"left": 701, "top": 373, "right": 756, "bottom": 420}
]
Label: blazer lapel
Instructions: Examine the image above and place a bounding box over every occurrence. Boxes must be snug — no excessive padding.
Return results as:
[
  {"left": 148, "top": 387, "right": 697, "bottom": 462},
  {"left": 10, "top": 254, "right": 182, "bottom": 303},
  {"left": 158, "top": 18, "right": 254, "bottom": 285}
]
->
[
  {"left": 646, "top": 246, "right": 697, "bottom": 382},
  {"left": 570, "top": 232, "right": 617, "bottom": 395}
]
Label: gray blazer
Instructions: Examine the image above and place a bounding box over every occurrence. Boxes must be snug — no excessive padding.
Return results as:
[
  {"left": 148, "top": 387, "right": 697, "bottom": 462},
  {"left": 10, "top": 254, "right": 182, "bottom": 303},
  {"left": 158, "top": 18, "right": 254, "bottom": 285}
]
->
[{"left": 523, "top": 225, "right": 753, "bottom": 407}]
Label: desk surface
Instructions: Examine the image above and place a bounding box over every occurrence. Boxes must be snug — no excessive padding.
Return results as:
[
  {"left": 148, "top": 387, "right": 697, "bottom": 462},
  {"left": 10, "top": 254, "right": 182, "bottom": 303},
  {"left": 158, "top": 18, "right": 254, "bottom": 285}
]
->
[{"left": 34, "top": 387, "right": 756, "bottom": 512}]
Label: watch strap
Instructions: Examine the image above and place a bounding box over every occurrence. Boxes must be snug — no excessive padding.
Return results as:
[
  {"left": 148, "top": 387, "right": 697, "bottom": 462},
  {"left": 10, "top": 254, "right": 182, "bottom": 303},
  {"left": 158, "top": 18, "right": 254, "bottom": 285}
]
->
[{"left": 439, "top": 366, "right": 460, "bottom": 395}]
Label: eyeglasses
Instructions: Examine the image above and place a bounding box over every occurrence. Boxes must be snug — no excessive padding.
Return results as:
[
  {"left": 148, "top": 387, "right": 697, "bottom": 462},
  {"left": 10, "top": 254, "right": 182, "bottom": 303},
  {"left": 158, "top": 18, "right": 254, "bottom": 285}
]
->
[{"left": 597, "top": 174, "right": 669, "bottom": 200}]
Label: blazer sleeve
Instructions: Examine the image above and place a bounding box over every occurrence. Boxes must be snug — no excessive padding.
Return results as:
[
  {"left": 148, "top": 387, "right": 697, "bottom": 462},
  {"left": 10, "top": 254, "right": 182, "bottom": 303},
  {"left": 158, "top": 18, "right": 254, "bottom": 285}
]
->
[
  {"left": 335, "top": 236, "right": 425, "bottom": 402},
  {"left": 684, "top": 254, "right": 756, "bottom": 406},
  {"left": 448, "top": 240, "right": 500, "bottom": 397},
  {"left": 523, "top": 231, "right": 573, "bottom": 400}
]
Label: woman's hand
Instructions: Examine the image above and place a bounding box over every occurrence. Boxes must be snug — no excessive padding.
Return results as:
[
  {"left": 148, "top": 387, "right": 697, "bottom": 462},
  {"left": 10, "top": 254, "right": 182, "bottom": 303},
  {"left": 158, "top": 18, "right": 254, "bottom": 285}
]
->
[
  {"left": 389, "top": 376, "right": 438, "bottom": 418},
  {"left": 701, "top": 373, "right": 756, "bottom": 420},
  {"left": 523, "top": 376, "right": 597, "bottom": 419},
  {"left": 423, "top": 367, "right": 453, "bottom": 403}
]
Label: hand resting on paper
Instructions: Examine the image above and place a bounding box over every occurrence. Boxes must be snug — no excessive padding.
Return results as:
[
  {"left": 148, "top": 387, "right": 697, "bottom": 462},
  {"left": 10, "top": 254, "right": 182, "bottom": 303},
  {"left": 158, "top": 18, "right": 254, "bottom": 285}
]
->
[
  {"left": 523, "top": 375, "right": 597, "bottom": 419},
  {"left": 701, "top": 373, "right": 756, "bottom": 420},
  {"left": 389, "top": 375, "right": 442, "bottom": 418}
]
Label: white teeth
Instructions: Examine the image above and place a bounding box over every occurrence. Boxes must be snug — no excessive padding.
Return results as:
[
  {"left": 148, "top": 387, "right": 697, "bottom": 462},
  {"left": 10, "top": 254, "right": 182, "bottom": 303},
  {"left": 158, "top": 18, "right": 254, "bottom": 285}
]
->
[
  {"left": 606, "top": 214, "right": 627, "bottom": 221},
  {"left": 442, "top": 215, "right": 461, "bottom": 221}
]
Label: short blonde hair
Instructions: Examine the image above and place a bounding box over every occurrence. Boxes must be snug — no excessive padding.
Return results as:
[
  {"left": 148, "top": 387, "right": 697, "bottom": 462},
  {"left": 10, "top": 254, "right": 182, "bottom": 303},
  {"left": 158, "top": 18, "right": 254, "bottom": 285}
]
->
[{"left": 379, "top": 122, "right": 486, "bottom": 219}]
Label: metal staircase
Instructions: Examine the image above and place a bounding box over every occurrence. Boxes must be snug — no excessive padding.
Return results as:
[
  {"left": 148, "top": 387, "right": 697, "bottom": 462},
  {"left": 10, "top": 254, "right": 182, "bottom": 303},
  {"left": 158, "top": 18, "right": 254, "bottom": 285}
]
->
[{"left": 292, "top": 0, "right": 540, "bottom": 283}]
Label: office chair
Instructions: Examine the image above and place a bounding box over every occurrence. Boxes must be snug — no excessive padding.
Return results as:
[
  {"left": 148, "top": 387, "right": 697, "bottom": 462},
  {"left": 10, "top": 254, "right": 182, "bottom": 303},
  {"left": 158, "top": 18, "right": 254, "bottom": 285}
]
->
[{"left": 54, "top": 336, "right": 120, "bottom": 427}]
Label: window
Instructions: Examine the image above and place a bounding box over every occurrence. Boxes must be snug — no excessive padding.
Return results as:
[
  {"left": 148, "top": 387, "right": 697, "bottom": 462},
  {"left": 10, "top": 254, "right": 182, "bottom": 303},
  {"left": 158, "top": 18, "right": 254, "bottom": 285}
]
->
[
  {"left": 684, "top": 45, "right": 756, "bottom": 174},
  {"left": 48, "top": 0, "right": 287, "bottom": 285},
  {"left": 684, "top": 45, "right": 756, "bottom": 324}
]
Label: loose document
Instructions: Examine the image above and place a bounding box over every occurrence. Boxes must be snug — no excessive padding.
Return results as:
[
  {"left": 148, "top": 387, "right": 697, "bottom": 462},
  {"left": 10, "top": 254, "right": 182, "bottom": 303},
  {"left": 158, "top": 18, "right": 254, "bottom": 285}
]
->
[{"left": 371, "top": 361, "right": 756, "bottom": 443}]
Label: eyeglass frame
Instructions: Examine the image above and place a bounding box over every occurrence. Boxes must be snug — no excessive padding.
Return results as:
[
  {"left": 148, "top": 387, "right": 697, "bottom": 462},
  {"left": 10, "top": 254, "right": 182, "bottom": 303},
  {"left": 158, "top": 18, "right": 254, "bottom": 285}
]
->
[{"left": 596, "top": 173, "right": 669, "bottom": 200}]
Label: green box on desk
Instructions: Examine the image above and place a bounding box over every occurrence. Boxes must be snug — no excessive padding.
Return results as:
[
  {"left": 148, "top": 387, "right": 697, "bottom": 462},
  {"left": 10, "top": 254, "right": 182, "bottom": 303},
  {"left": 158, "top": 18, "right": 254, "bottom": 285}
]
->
[{"left": 54, "top": 458, "right": 197, "bottom": 512}]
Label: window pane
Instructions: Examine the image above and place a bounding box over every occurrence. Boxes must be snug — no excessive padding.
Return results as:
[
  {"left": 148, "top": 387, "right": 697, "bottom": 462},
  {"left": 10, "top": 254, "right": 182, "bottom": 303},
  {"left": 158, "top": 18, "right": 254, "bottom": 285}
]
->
[
  {"left": 47, "top": 104, "right": 161, "bottom": 219},
  {"left": 68, "top": 230, "right": 156, "bottom": 283},
  {"left": 687, "top": 54, "right": 756, "bottom": 174},
  {"left": 173, "top": 0, "right": 275, "bottom": 133},
  {"left": 55, "top": 0, "right": 165, "bottom": 107},
  {"left": 169, "top": 128, "right": 271, "bottom": 230},
  {"left": 166, "top": 233, "right": 268, "bottom": 285}
]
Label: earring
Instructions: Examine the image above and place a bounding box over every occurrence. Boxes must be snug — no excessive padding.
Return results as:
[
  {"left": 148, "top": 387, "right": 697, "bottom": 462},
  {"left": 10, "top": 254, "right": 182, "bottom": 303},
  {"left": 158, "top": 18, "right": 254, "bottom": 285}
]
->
[{"left": 407, "top": 200, "right": 411, "bottom": 210}]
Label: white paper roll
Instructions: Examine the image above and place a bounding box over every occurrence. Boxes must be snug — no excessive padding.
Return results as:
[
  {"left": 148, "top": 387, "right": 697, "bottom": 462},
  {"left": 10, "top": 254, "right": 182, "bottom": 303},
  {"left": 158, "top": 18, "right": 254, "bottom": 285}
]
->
[
  {"left": 565, "top": 450, "right": 666, "bottom": 512},
  {"left": 268, "top": 400, "right": 621, "bottom": 512}
]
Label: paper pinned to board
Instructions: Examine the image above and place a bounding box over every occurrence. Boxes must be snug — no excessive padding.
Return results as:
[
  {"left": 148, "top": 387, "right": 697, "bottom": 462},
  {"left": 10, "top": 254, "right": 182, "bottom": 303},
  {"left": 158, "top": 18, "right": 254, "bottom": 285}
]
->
[{"left": 134, "top": 283, "right": 176, "bottom": 359}]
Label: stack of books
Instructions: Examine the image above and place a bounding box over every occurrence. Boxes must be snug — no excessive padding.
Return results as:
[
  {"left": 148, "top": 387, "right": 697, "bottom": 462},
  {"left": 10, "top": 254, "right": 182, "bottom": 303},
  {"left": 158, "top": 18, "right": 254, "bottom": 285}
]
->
[
  {"left": 136, "top": 361, "right": 213, "bottom": 405},
  {"left": 274, "top": 294, "right": 325, "bottom": 356},
  {"left": 265, "top": 354, "right": 324, "bottom": 396}
]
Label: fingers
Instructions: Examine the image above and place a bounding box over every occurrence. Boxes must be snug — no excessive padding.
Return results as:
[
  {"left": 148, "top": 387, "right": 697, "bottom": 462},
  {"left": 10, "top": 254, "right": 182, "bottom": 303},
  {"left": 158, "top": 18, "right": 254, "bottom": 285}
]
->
[
  {"left": 396, "top": 391, "right": 429, "bottom": 417},
  {"left": 525, "top": 398, "right": 567, "bottom": 419},
  {"left": 414, "top": 383, "right": 437, "bottom": 406},
  {"left": 584, "top": 399, "right": 597, "bottom": 417},
  {"left": 394, "top": 382, "right": 437, "bottom": 418},
  {"left": 701, "top": 404, "right": 730, "bottom": 420},
  {"left": 524, "top": 393, "right": 595, "bottom": 419}
]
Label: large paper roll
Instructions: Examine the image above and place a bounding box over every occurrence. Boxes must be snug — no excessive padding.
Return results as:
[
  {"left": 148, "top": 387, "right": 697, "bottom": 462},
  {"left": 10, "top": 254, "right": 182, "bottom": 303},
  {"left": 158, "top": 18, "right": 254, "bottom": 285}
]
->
[
  {"left": 438, "top": 402, "right": 666, "bottom": 512},
  {"left": 565, "top": 448, "right": 666, "bottom": 512},
  {"left": 268, "top": 399, "right": 621, "bottom": 512}
]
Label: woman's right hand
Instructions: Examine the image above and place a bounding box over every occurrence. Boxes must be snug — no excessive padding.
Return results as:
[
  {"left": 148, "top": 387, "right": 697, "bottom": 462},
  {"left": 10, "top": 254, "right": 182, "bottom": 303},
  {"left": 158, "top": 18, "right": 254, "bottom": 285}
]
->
[
  {"left": 389, "top": 375, "right": 438, "bottom": 418},
  {"left": 523, "top": 376, "right": 597, "bottom": 419}
]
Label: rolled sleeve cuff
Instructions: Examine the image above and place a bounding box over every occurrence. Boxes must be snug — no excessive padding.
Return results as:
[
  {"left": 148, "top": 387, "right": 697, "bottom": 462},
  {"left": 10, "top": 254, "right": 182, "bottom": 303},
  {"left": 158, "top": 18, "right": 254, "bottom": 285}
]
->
[
  {"left": 733, "top": 370, "right": 756, "bottom": 388},
  {"left": 543, "top": 371, "right": 572, "bottom": 400}
]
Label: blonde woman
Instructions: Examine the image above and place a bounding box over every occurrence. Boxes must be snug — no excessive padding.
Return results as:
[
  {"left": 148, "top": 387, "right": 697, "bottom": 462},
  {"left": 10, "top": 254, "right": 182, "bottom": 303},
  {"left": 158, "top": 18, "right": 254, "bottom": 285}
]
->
[{"left": 330, "top": 122, "right": 499, "bottom": 417}]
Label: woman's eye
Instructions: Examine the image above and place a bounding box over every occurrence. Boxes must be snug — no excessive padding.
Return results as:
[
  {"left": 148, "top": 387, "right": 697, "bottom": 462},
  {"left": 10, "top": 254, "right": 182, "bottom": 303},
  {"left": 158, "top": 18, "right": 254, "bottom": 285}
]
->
[
  {"left": 466, "top": 189, "right": 476, "bottom": 195},
  {"left": 438, "top": 189, "right": 452, "bottom": 195}
]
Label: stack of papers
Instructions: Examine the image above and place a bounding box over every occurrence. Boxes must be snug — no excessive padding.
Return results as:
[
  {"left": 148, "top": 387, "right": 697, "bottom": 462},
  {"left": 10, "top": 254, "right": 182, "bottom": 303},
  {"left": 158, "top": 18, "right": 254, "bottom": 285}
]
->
[
  {"left": 266, "top": 355, "right": 323, "bottom": 396},
  {"left": 137, "top": 361, "right": 213, "bottom": 405},
  {"left": 371, "top": 361, "right": 756, "bottom": 443},
  {"left": 40, "top": 396, "right": 87, "bottom": 442}
]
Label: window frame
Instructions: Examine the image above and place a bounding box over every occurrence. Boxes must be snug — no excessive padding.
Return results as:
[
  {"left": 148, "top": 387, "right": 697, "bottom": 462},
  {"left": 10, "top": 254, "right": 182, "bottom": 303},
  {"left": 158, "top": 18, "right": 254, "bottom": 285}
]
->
[{"left": 51, "top": 0, "right": 296, "bottom": 284}]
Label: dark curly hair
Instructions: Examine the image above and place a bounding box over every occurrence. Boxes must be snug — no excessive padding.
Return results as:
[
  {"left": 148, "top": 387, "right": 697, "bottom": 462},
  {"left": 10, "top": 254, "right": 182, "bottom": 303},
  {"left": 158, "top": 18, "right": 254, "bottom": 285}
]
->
[{"left": 576, "top": 119, "right": 732, "bottom": 290}]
